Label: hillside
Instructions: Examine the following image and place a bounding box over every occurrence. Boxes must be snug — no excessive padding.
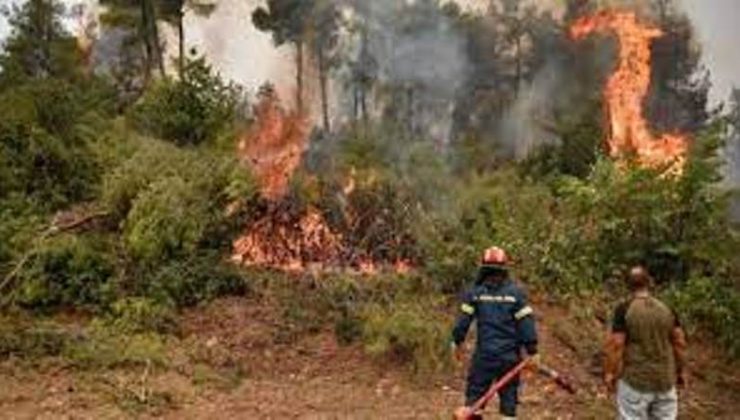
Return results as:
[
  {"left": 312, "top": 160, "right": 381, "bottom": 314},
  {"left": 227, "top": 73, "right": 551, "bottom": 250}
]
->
[{"left": 1, "top": 292, "right": 738, "bottom": 419}]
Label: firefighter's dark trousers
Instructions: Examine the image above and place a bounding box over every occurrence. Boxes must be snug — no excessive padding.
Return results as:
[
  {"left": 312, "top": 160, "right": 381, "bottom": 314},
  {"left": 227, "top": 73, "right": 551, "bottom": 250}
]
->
[{"left": 465, "top": 357, "right": 520, "bottom": 418}]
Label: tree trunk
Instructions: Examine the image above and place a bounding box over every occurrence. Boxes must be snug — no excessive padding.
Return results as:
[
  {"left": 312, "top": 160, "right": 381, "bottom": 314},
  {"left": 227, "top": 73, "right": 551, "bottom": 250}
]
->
[
  {"left": 178, "top": 13, "right": 185, "bottom": 77},
  {"left": 318, "top": 44, "right": 330, "bottom": 132},
  {"left": 140, "top": 0, "right": 154, "bottom": 82},
  {"left": 406, "top": 86, "right": 414, "bottom": 135},
  {"left": 353, "top": 86, "right": 359, "bottom": 121},
  {"left": 142, "top": 0, "right": 165, "bottom": 78},
  {"left": 149, "top": 0, "right": 165, "bottom": 77},
  {"left": 296, "top": 40, "right": 304, "bottom": 113},
  {"left": 360, "top": 87, "right": 367, "bottom": 123},
  {"left": 515, "top": 32, "right": 522, "bottom": 94}
]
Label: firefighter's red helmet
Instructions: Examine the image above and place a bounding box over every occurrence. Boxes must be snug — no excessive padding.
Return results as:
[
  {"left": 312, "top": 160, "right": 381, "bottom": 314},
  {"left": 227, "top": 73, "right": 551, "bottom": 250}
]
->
[{"left": 481, "top": 246, "right": 509, "bottom": 267}]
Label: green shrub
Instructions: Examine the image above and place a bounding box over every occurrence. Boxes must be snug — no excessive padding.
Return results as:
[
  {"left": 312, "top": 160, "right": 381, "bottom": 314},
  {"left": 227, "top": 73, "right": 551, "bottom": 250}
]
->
[
  {"left": 665, "top": 277, "right": 740, "bottom": 358},
  {"left": 102, "top": 139, "right": 256, "bottom": 259},
  {"left": 64, "top": 325, "right": 168, "bottom": 369},
  {"left": 361, "top": 301, "right": 450, "bottom": 374},
  {"left": 102, "top": 139, "right": 254, "bottom": 219},
  {"left": 0, "top": 195, "right": 46, "bottom": 270},
  {"left": 129, "top": 57, "right": 243, "bottom": 146},
  {"left": 106, "top": 297, "right": 177, "bottom": 335},
  {"left": 14, "top": 234, "right": 115, "bottom": 311},
  {"left": 415, "top": 169, "right": 557, "bottom": 292},
  {"left": 334, "top": 311, "right": 363, "bottom": 345},
  {"left": 0, "top": 317, "right": 70, "bottom": 359},
  {"left": 0, "top": 76, "right": 112, "bottom": 209},
  {"left": 137, "top": 254, "right": 248, "bottom": 308},
  {"left": 123, "top": 175, "right": 212, "bottom": 261}
]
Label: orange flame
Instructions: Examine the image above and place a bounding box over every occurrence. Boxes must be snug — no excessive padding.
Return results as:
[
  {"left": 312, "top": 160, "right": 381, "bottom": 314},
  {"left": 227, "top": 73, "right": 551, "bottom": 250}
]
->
[
  {"left": 232, "top": 206, "right": 342, "bottom": 271},
  {"left": 570, "top": 10, "right": 688, "bottom": 170},
  {"left": 232, "top": 90, "right": 413, "bottom": 275},
  {"left": 239, "top": 88, "right": 309, "bottom": 200}
]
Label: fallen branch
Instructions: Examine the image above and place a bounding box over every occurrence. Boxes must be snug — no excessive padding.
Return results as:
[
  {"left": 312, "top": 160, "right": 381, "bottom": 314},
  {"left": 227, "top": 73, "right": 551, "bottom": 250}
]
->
[{"left": 0, "top": 210, "right": 110, "bottom": 299}]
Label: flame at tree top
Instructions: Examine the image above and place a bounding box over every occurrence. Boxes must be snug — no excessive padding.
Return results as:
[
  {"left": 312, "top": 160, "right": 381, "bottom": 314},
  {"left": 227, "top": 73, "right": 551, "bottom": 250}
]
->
[
  {"left": 239, "top": 86, "right": 309, "bottom": 200},
  {"left": 570, "top": 10, "right": 688, "bottom": 170}
]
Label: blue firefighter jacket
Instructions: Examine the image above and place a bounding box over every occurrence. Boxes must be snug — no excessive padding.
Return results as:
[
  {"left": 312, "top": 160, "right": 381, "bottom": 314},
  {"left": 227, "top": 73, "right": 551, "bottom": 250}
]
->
[{"left": 451, "top": 278, "right": 538, "bottom": 362}]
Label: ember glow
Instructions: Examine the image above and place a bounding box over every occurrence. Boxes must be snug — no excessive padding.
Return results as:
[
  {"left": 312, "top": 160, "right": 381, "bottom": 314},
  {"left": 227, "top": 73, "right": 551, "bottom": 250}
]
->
[
  {"left": 232, "top": 204, "right": 343, "bottom": 272},
  {"left": 233, "top": 89, "right": 339, "bottom": 271},
  {"left": 570, "top": 10, "right": 688, "bottom": 170}
]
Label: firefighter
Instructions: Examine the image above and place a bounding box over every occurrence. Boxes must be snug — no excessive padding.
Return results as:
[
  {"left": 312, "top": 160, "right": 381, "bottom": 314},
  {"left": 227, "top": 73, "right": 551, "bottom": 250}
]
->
[{"left": 451, "top": 246, "right": 539, "bottom": 420}]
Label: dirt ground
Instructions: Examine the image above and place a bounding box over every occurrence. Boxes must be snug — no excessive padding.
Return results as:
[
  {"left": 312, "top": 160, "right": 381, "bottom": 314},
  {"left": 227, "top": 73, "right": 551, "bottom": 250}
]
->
[{"left": 0, "top": 296, "right": 738, "bottom": 419}]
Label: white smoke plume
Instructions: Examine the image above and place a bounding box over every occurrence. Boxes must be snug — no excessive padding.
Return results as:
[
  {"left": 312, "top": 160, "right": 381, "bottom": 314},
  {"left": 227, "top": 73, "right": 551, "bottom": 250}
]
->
[{"left": 336, "top": 0, "right": 470, "bottom": 143}]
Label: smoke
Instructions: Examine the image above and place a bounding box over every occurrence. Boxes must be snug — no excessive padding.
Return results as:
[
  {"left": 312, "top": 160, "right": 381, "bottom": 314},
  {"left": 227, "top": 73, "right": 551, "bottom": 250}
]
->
[
  {"left": 497, "top": 61, "right": 564, "bottom": 159},
  {"left": 678, "top": 0, "right": 740, "bottom": 106},
  {"left": 338, "top": 0, "right": 470, "bottom": 143},
  {"left": 180, "top": 0, "right": 296, "bottom": 105}
]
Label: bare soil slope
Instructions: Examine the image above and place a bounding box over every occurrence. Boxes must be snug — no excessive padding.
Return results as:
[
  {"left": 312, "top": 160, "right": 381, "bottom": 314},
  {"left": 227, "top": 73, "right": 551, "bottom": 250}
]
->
[{"left": 0, "top": 296, "right": 738, "bottom": 419}]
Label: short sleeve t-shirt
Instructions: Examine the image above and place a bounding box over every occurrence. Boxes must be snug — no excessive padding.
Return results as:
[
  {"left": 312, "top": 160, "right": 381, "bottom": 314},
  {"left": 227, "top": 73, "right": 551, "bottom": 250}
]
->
[{"left": 612, "top": 296, "right": 680, "bottom": 393}]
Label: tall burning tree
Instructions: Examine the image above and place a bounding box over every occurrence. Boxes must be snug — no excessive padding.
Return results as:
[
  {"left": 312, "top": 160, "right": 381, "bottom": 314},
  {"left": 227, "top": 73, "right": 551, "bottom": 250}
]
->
[{"left": 570, "top": 10, "right": 689, "bottom": 170}]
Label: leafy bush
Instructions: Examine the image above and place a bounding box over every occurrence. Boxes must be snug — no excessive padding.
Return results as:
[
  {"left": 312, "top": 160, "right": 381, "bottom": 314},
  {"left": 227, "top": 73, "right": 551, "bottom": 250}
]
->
[
  {"left": 0, "top": 317, "right": 70, "bottom": 359},
  {"left": 0, "top": 196, "right": 46, "bottom": 271},
  {"left": 106, "top": 297, "right": 177, "bottom": 335},
  {"left": 64, "top": 325, "right": 168, "bottom": 369},
  {"left": 361, "top": 301, "right": 450, "bottom": 374},
  {"left": 136, "top": 254, "right": 249, "bottom": 308},
  {"left": 124, "top": 176, "right": 213, "bottom": 261},
  {"left": 415, "top": 169, "right": 557, "bottom": 292},
  {"left": 0, "top": 79, "right": 107, "bottom": 209},
  {"left": 129, "top": 57, "right": 244, "bottom": 146},
  {"left": 14, "top": 234, "right": 115, "bottom": 311},
  {"left": 665, "top": 277, "right": 740, "bottom": 358},
  {"left": 102, "top": 139, "right": 256, "bottom": 262}
]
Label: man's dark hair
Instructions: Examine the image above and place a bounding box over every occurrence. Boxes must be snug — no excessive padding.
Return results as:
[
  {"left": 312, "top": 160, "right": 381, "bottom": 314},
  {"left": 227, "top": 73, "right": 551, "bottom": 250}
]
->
[{"left": 628, "top": 266, "right": 653, "bottom": 291}]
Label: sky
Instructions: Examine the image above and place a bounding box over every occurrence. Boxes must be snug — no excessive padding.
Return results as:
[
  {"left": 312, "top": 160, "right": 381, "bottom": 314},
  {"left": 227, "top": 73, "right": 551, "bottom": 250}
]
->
[{"left": 0, "top": 0, "right": 738, "bottom": 104}]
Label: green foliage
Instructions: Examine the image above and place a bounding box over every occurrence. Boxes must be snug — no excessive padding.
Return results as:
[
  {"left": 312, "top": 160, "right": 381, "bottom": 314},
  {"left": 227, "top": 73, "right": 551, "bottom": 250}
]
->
[
  {"left": 137, "top": 254, "right": 249, "bottom": 308},
  {"left": 0, "top": 317, "right": 69, "bottom": 359},
  {"left": 124, "top": 176, "right": 213, "bottom": 261},
  {"left": 0, "top": 196, "right": 46, "bottom": 270},
  {"left": 0, "top": 78, "right": 112, "bottom": 209},
  {"left": 361, "top": 301, "right": 451, "bottom": 374},
  {"left": 0, "top": 0, "right": 82, "bottom": 84},
  {"left": 102, "top": 138, "right": 256, "bottom": 261},
  {"left": 0, "top": 314, "right": 170, "bottom": 371},
  {"left": 14, "top": 235, "right": 115, "bottom": 311},
  {"left": 521, "top": 101, "right": 603, "bottom": 180},
  {"left": 416, "top": 169, "right": 556, "bottom": 292},
  {"left": 106, "top": 297, "right": 177, "bottom": 335},
  {"left": 665, "top": 277, "right": 740, "bottom": 358},
  {"left": 64, "top": 325, "right": 168, "bottom": 369},
  {"left": 129, "top": 57, "right": 243, "bottom": 146}
]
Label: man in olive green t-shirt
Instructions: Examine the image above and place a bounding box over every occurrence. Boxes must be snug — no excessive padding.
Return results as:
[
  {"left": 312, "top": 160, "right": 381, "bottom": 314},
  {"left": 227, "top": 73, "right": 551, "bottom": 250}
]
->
[{"left": 604, "top": 266, "right": 688, "bottom": 420}]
